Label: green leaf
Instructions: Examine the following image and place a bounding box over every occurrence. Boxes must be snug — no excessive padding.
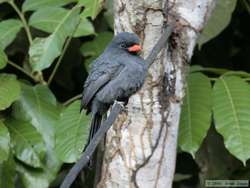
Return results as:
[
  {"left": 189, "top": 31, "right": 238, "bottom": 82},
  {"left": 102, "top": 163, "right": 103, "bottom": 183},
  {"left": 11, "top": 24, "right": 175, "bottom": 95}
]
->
[
  {"left": 0, "top": 19, "right": 23, "bottom": 49},
  {"left": 15, "top": 142, "right": 61, "bottom": 188},
  {"left": 242, "top": 0, "right": 250, "bottom": 14},
  {"left": 12, "top": 84, "right": 59, "bottom": 148},
  {"left": 190, "top": 66, "right": 250, "bottom": 79},
  {"left": 190, "top": 65, "right": 229, "bottom": 75},
  {"left": 0, "top": 0, "right": 11, "bottom": 4},
  {"left": 29, "top": 7, "right": 80, "bottom": 71},
  {"left": 55, "top": 100, "right": 90, "bottom": 163},
  {"left": 104, "top": 0, "right": 114, "bottom": 30},
  {"left": 79, "top": 0, "right": 104, "bottom": 19},
  {"left": 0, "top": 121, "right": 10, "bottom": 163},
  {"left": 80, "top": 32, "right": 113, "bottom": 70},
  {"left": 16, "top": 147, "right": 61, "bottom": 188},
  {"left": 198, "top": 0, "right": 237, "bottom": 47},
  {"left": 16, "top": 162, "right": 49, "bottom": 188},
  {"left": 22, "top": 0, "right": 77, "bottom": 12},
  {"left": 6, "top": 119, "right": 46, "bottom": 168},
  {"left": 80, "top": 32, "right": 113, "bottom": 56},
  {"left": 73, "top": 18, "right": 95, "bottom": 37},
  {"left": 29, "top": 7, "right": 94, "bottom": 37},
  {"left": 0, "top": 74, "right": 21, "bottom": 110},
  {"left": 0, "top": 48, "right": 7, "bottom": 69},
  {"left": 0, "top": 155, "right": 15, "bottom": 188},
  {"left": 15, "top": 137, "right": 62, "bottom": 188},
  {"left": 174, "top": 173, "right": 192, "bottom": 182},
  {"left": 12, "top": 83, "right": 62, "bottom": 185},
  {"left": 178, "top": 73, "right": 212, "bottom": 156},
  {"left": 213, "top": 76, "right": 250, "bottom": 164},
  {"left": 29, "top": 7, "right": 69, "bottom": 33}
]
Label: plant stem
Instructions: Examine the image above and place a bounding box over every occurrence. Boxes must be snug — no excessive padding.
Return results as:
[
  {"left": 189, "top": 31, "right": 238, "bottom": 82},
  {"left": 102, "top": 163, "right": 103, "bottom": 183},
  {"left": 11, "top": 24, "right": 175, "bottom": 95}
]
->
[
  {"left": 9, "top": 1, "right": 47, "bottom": 84},
  {"left": 243, "top": 78, "right": 250, "bottom": 81},
  {"left": 209, "top": 77, "right": 218, "bottom": 81},
  {"left": 224, "top": 71, "right": 250, "bottom": 78},
  {"left": 47, "top": 5, "right": 83, "bottom": 85},
  {"left": 8, "top": 60, "right": 35, "bottom": 80},
  {"left": 63, "top": 94, "right": 82, "bottom": 106},
  {"left": 48, "top": 36, "right": 72, "bottom": 85},
  {"left": 9, "top": 1, "right": 33, "bottom": 45},
  {"left": 242, "top": 0, "right": 250, "bottom": 13}
]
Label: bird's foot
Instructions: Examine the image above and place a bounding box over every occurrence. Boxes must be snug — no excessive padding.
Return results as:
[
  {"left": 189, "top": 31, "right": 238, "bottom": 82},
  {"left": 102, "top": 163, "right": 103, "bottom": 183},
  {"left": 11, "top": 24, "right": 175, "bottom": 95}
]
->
[
  {"left": 114, "top": 100, "right": 125, "bottom": 108},
  {"left": 114, "top": 100, "right": 127, "bottom": 112}
]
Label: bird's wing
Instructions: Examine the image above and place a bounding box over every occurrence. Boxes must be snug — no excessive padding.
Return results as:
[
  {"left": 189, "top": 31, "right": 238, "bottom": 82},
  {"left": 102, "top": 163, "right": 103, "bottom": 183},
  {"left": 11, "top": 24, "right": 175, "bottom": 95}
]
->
[
  {"left": 81, "top": 60, "right": 125, "bottom": 111},
  {"left": 81, "top": 73, "right": 111, "bottom": 111},
  {"left": 96, "top": 65, "right": 146, "bottom": 104}
]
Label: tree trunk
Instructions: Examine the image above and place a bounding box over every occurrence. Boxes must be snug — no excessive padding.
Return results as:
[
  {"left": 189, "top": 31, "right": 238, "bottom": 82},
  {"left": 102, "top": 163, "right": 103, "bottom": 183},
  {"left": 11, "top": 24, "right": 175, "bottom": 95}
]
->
[{"left": 98, "top": 0, "right": 216, "bottom": 187}]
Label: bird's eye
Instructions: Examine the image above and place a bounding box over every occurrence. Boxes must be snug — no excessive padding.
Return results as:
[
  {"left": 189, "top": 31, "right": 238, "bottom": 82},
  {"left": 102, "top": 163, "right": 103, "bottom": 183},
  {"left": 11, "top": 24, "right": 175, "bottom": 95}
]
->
[{"left": 120, "top": 43, "right": 127, "bottom": 48}]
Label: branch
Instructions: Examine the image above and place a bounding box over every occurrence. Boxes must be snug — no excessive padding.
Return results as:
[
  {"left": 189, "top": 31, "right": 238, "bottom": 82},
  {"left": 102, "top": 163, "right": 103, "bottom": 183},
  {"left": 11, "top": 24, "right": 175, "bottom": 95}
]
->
[
  {"left": 60, "top": 103, "right": 124, "bottom": 188},
  {"left": 60, "top": 23, "right": 174, "bottom": 188},
  {"left": 146, "top": 23, "right": 174, "bottom": 67},
  {"left": 9, "top": 1, "right": 33, "bottom": 45},
  {"left": 63, "top": 94, "right": 82, "bottom": 106},
  {"left": 7, "top": 60, "right": 35, "bottom": 81}
]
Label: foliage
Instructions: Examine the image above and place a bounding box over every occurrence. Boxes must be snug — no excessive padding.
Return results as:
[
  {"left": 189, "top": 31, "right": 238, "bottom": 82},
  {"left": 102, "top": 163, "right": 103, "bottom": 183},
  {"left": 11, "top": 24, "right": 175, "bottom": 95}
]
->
[
  {"left": 22, "top": 0, "right": 77, "bottom": 12},
  {"left": 0, "top": 19, "right": 23, "bottom": 49},
  {"left": 0, "top": 121, "right": 10, "bottom": 163},
  {"left": 0, "top": 0, "right": 113, "bottom": 187},
  {"left": 0, "top": 74, "right": 20, "bottom": 110},
  {"left": 198, "top": 0, "right": 237, "bottom": 47},
  {"left": 179, "top": 0, "right": 250, "bottom": 162},
  {"left": 80, "top": 31, "right": 113, "bottom": 70},
  {"left": 55, "top": 100, "right": 90, "bottom": 163},
  {"left": 179, "top": 68, "right": 250, "bottom": 164},
  {"left": 213, "top": 76, "right": 250, "bottom": 164},
  {"left": 0, "top": 49, "right": 7, "bottom": 69},
  {"left": 29, "top": 7, "right": 81, "bottom": 71},
  {"left": 178, "top": 73, "right": 212, "bottom": 157},
  {"left": 177, "top": 1, "right": 250, "bottom": 186},
  {"left": 79, "top": 0, "right": 104, "bottom": 19},
  {"left": 6, "top": 119, "right": 46, "bottom": 168},
  {"left": 0, "top": 154, "right": 15, "bottom": 188}
]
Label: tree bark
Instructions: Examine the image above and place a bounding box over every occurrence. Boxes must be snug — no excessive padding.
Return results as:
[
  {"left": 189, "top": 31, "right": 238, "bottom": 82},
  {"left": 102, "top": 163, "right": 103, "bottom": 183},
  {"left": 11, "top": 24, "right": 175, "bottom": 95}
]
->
[{"left": 98, "top": 0, "right": 216, "bottom": 187}]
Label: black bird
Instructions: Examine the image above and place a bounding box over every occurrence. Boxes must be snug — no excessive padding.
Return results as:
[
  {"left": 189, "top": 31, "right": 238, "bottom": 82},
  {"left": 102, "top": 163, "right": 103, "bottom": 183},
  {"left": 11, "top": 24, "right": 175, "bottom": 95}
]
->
[{"left": 81, "top": 32, "right": 147, "bottom": 145}]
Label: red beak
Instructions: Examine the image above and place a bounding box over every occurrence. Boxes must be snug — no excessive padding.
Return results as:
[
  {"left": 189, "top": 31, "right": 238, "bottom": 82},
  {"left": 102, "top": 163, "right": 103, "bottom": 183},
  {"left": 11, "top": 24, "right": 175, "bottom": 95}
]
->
[{"left": 128, "top": 44, "right": 142, "bottom": 53}]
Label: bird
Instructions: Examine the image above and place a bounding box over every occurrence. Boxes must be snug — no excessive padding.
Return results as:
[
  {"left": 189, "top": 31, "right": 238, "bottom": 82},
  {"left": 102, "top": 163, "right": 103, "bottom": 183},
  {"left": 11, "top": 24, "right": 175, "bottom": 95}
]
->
[{"left": 80, "top": 32, "right": 147, "bottom": 145}]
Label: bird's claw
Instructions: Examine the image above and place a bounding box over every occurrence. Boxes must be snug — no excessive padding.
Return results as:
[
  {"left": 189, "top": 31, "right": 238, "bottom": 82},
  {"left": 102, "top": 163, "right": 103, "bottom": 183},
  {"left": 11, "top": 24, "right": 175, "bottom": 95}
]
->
[
  {"left": 114, "top": 100, "right": 127, "bottom": 112},
  {"left": 114, "top": 100, "right": 125, "bottom": 107}
]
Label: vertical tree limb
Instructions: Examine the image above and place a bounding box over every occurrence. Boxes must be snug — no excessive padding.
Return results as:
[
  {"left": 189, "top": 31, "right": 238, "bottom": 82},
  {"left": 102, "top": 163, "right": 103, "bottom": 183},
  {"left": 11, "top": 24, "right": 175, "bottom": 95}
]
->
[{"left": 98, "top": 0, "right": 216, "bottom": 188}]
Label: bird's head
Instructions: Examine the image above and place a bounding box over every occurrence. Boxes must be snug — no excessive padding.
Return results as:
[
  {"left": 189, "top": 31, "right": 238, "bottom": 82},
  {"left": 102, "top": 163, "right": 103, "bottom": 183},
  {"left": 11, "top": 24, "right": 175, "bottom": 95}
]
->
[{"left": 110, "top": 32, "right": 142, "bottom": 54}]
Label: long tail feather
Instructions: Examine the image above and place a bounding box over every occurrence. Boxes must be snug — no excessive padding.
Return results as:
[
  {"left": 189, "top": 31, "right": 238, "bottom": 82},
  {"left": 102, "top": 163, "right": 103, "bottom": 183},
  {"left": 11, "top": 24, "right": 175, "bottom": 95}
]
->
[
  {"left": 87, "top": 114, "right": 102, "bottom": 146},
  {"left": 84, "top": 114, "right": 102, "bottom": 168}
]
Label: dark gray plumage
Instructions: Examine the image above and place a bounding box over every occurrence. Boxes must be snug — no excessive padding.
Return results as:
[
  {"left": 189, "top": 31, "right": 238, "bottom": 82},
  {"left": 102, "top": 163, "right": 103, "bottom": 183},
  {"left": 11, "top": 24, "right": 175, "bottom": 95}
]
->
[{"left": 81, "top": 32, "right": 147, "bottom": 144}]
